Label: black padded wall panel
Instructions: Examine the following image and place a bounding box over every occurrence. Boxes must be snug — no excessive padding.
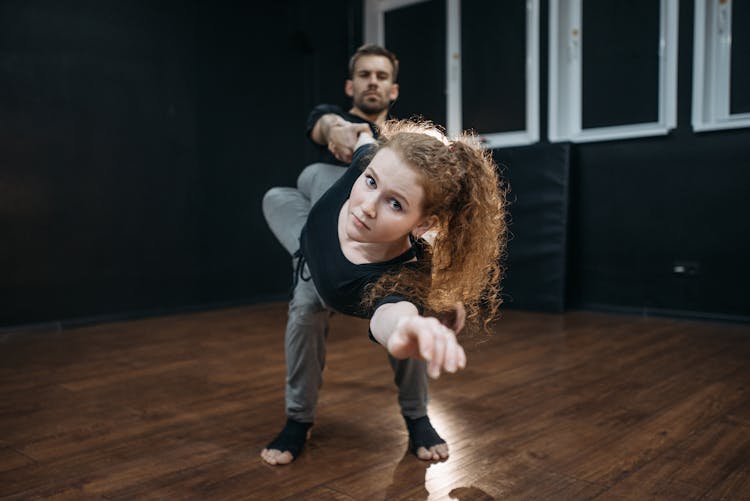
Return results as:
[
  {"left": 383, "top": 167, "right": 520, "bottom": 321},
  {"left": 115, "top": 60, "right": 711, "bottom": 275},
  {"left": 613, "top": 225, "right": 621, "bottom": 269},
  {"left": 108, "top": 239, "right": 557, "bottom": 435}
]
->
[{"left": 494, "top": 143, "right": 570, "bottom": 312}]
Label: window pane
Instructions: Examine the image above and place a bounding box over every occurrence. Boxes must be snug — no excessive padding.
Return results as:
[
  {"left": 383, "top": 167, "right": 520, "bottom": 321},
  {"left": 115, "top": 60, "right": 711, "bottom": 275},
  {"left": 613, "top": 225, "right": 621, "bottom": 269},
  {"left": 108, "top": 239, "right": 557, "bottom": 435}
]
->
[
  {"left": 384, "top": 0, "right": 446, "bottom": 126},
  {"left": 731, "top": 0, "right": 750, "bottom": 114},
  {"left": 461, "top": 0, "right": 526, "bottom": 134},
  {"left": 581, "top": 0, "right": 659, "bottom": 128}
]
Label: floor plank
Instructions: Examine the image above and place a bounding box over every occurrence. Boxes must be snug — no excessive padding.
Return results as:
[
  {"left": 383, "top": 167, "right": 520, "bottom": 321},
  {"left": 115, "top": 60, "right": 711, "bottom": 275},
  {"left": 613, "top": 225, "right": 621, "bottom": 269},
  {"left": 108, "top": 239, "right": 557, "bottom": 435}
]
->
[{"left": 1, "top": 303, "right": 749, "bottom": 499}]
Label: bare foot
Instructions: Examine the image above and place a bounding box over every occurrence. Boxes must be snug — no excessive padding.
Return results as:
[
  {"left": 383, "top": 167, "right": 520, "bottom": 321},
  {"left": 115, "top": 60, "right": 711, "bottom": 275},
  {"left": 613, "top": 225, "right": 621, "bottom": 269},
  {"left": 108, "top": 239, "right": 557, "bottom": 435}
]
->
[
  {"left": 405, "top": 415, "right": 447, "bottom": 461},
  {"left": 260, "top": 447, "right": 295, "bottom": 465},
  {"left": 260, "top": 426, "right": 312, "bottom": 466},
  {"left": 415, "top": 442, "right": 449, "bottom": 461}
]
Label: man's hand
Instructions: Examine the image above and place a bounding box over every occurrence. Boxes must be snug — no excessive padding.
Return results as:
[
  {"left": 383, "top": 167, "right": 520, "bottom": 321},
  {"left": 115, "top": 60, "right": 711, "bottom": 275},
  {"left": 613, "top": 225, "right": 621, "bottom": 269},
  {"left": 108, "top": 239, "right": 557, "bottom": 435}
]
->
[
  {"left": 386, "top": 316, "right": 467, "bottom": 379},
  {"left": 328, "top": 122, "right": 372, "bottom": 163}
]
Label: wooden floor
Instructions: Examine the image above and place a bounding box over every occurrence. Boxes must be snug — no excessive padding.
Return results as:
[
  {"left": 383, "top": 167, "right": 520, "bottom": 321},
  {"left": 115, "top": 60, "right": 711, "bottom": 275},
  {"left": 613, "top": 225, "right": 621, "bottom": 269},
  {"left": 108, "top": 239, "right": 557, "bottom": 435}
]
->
[{"left": 1, "top": 303, "right": 749, "bottom": 500}]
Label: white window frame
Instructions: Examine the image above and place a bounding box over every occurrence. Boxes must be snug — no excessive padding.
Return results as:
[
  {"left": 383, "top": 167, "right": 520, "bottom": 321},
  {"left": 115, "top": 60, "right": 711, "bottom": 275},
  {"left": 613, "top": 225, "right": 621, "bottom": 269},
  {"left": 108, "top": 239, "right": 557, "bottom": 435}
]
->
[
  {"left": 693, "top": 0, "right": 750, "bottom": 131},
  {"left": 548, "top": 0, "right": 679, "bottom": 143},
  {"left": 364, "top": 0, "right": 430, "bottom": 45},
  {"left": 364, "top": 0, "right": 540, "bottom": 148}
]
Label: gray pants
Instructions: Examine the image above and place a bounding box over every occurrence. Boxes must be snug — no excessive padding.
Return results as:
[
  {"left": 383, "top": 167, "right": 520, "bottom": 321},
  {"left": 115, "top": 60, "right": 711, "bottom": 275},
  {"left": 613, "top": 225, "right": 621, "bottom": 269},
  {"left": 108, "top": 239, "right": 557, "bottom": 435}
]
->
[{"left": 262, "top": 163, "right": 429, "bottom": 423}]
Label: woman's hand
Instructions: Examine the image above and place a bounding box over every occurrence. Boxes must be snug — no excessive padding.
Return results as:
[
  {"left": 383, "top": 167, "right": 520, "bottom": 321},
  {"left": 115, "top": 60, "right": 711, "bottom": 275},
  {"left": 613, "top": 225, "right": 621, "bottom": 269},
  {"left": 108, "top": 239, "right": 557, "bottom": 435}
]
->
[{"left": 387, "top": 315, "right": 467, "bottom": 379}]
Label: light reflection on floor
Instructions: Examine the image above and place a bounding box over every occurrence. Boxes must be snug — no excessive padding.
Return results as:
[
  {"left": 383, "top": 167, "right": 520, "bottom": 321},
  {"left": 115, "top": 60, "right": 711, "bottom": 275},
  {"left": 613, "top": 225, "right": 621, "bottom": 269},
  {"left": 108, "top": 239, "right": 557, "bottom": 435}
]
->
[{"left": 419, "top": 401, "right": 499, "bottom": 500}]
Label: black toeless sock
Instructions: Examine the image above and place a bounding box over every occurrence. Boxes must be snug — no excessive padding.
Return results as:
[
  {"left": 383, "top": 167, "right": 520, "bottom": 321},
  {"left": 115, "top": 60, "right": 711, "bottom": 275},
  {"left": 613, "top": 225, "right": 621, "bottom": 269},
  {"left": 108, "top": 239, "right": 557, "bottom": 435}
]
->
[
  {"left": 404, "top": 415, "right": 445, "bottom": 455},
  {"left": 265, "top": 418, "right": 313, "bottom": 459}
]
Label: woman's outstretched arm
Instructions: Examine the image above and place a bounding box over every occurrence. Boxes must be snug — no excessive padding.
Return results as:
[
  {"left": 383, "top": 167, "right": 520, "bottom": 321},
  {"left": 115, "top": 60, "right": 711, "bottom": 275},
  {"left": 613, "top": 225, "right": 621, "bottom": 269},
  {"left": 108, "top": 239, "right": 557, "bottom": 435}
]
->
[{"left": 370, "top": 302, "right": 467, "bottom": 379}]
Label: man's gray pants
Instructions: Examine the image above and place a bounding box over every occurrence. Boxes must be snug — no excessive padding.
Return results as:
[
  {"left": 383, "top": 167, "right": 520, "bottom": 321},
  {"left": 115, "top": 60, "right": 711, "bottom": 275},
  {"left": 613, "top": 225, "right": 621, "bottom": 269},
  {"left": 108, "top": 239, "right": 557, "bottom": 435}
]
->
[{"left": 262, "top": 162, "right": 429, "bottom": 423}]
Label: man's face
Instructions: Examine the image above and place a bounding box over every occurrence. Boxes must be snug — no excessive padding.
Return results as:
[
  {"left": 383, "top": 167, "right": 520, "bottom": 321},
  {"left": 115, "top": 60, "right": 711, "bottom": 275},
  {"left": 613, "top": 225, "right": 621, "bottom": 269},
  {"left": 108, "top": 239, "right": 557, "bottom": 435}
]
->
[{"left": 346, "top": 55, "right": 399, "bottom": 116}]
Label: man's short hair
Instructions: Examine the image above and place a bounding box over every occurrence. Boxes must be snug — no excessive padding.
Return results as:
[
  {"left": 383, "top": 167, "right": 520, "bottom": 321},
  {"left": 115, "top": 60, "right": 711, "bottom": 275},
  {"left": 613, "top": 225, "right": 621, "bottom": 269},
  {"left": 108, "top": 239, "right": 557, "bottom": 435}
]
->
[{"left": 348, "top": 44, "right": 399, "bottom": 82}]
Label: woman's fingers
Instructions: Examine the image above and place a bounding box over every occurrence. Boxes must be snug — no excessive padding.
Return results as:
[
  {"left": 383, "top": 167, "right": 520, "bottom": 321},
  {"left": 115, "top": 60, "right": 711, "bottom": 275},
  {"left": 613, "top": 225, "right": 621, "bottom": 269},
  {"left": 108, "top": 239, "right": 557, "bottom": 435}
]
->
[
  {"left": 386, "top": 315, "right": 468, "bottom": 378},
  {"left": 453, "top": 302, "right": 466, "bottom": 333},
  {"left": 444, "top": 334, "right": 458, "bottom": 373},
  {"left": 457, "top": 344, "right": 467, "bottom": 369},
  {"left": 429, "top": 326, "right": 446, "bottom": 378},
  {"left": 416, "top": 322, "right": 434, "bottom": 360},
  {"left": 410, "top": 317, "right": 465, "bottom": 378}
]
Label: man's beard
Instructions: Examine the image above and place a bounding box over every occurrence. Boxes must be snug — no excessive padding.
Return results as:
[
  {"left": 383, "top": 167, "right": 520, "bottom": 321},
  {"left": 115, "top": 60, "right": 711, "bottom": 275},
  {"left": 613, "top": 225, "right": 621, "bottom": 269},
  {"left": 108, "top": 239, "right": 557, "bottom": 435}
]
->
[{"left": 356, "top": 94, "right": 389, "bottom": 115}]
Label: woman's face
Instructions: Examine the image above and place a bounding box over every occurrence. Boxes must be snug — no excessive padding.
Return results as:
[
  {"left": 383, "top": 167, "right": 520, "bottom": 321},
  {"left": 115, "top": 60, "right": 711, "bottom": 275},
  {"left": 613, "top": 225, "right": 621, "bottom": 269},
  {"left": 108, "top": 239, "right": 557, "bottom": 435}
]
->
[{"left": 346, "top": 147, "right": 433, "bottom": 245}]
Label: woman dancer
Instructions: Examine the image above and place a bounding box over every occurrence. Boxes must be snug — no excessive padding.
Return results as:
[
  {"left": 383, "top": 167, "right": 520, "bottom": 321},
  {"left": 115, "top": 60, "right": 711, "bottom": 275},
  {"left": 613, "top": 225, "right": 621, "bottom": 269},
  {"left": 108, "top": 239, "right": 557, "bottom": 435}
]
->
[{"left": 261, "top": 120, "right": 506, "bottom": 465}]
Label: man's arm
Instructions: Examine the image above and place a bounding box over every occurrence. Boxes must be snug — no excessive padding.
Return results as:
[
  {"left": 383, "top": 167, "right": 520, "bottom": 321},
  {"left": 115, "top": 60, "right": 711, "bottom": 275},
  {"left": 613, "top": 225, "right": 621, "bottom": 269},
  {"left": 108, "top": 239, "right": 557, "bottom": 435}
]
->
[
  {"left": 310, "top": 113, "right": 345, "bottom": 145},
  {"left": 311, "top": 113, "right": 371, "bottom": 164}
]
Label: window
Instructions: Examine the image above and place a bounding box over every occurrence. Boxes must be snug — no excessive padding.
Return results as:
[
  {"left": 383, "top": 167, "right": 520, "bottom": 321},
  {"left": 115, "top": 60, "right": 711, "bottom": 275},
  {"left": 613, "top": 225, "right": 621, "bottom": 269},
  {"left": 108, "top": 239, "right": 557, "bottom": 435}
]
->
[
  {"left": 693, "top": 0, "right": 750, "bottom": 132},
  {"left": 364, "top": 0, "right": 540, "bottom": 147},
  {"left": 366, "top": 0, "right": 447, "bottom": 126},
  {"left": 548, "top": 0, "right": 678, "bottom": 143}
]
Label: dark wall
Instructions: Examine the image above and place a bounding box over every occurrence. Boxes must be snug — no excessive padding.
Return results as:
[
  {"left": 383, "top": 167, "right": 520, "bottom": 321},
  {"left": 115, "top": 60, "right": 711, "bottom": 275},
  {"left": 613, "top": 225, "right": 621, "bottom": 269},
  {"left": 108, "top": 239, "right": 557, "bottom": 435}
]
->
[
  {"left": 566, "top": 0, "right": 750, "bottom": 320},
  {"left": 2, "top": 0, "right": 747, "bottom": 328},
  {"left": 1, "top": 0, "right": 360, "bottom": 328},
  {"left": 1, "top": 1, "right": 202, "bottom": 326},
  {"left": 195, "top": 0, "right": 362, "bottom": 306}
]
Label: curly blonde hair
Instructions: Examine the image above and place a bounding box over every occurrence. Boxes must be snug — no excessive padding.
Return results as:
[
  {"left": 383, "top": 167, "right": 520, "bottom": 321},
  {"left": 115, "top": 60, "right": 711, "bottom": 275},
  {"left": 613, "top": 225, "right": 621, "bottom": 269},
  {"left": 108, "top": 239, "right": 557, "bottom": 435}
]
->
[{"left": 363, "top": 120, "right": 508, "bottom": 331}]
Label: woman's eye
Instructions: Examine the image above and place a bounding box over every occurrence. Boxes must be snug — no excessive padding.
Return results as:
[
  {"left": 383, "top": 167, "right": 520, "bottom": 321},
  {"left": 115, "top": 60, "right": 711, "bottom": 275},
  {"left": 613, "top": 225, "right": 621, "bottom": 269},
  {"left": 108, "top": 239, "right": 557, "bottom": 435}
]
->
[
  {"left": 365, "top": 175, "right": 376, "bottom": 188},
  {"left": 389, "top": 199, "right": 402, "bottom": 211}
]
